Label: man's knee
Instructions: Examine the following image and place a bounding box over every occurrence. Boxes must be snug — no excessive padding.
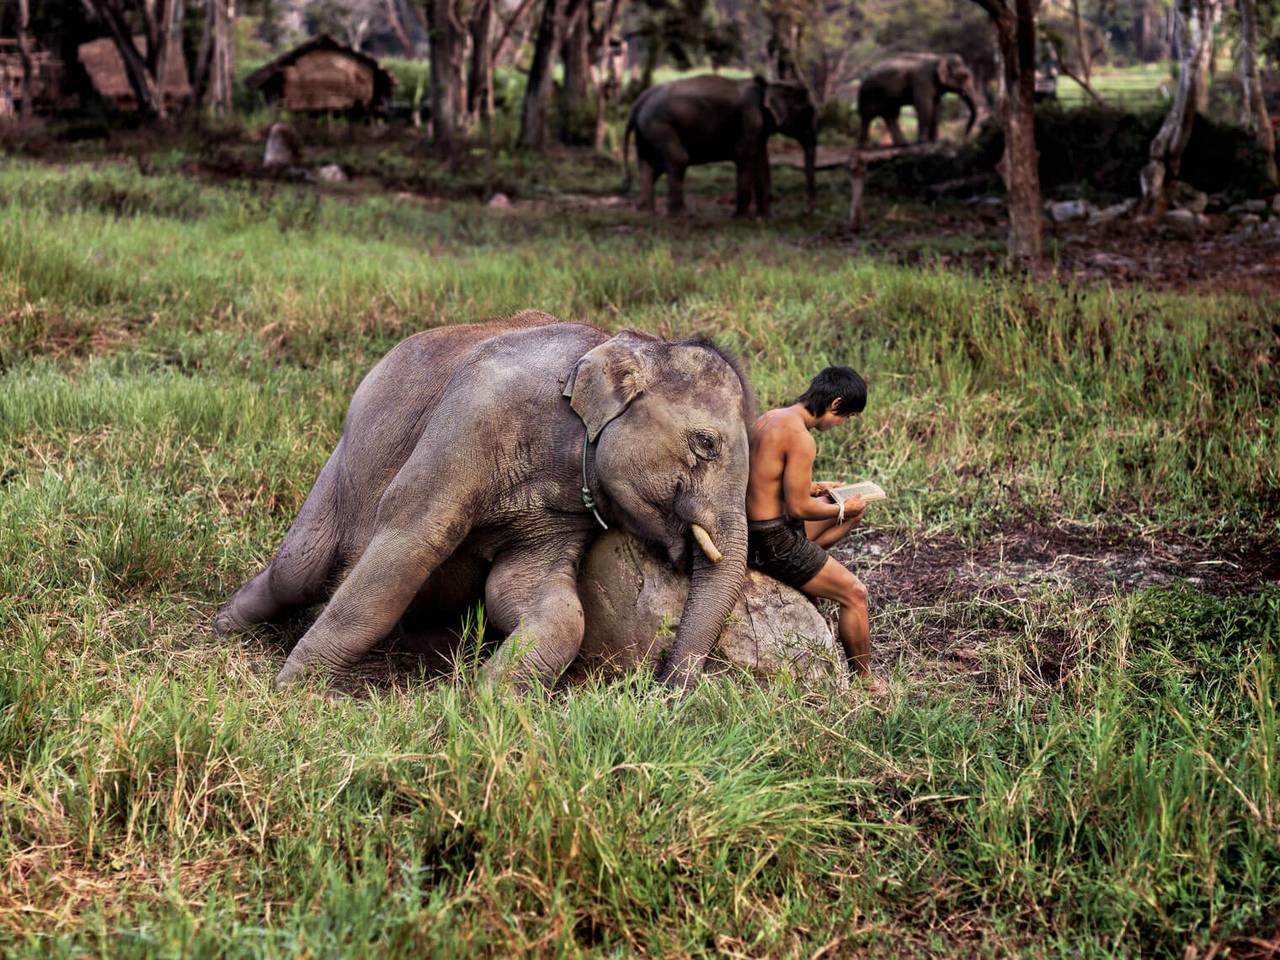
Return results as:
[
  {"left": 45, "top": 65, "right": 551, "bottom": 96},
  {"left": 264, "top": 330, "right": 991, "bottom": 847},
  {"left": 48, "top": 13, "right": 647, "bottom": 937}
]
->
[{"left": 839, "top": 575, "right": 868, "bottom": 610}]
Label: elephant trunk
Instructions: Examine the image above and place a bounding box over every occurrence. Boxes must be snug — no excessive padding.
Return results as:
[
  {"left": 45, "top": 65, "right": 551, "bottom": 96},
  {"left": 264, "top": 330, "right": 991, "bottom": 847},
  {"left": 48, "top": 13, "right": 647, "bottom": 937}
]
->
[
  {"left": 656, "top": 512, "right": 748, "bottom": 691},
  {"left": 960, "top": 87, "right": 978, "bottom": 138}
]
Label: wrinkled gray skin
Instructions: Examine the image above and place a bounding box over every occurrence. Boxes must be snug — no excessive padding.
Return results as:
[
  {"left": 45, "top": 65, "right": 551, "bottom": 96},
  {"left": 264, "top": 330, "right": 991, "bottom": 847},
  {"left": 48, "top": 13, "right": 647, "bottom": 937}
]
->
[
  {"left": 857, "top": 53, "right": 979, "bottom": 147},
  {"left": 213, "top": 312, "right": 753, "bottom": 692},
  {"left": 624, "top": 74, "right": 817, "bottom": 218}
]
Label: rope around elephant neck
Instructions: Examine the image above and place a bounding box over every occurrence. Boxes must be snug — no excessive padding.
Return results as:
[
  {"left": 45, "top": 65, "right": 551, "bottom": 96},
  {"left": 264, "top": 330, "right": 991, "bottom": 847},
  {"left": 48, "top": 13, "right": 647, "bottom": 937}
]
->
[{"left": 581, "top": 432, "right": 609, "bottom": 530}]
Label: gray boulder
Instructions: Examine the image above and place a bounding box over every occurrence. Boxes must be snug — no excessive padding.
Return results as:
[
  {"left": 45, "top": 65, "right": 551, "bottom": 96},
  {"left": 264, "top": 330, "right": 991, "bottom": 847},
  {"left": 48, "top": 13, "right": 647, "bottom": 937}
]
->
[{"left": 571, "top": 530, "right": 844, "bottom": 685}]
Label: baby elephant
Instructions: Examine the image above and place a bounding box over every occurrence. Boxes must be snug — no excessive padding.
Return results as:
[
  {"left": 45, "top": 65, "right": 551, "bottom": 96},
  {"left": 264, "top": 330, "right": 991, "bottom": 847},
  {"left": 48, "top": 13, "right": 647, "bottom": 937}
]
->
[
  {"left": 214, "top": 311, "right": 753, "bottom": 692},
  {"left": 857, "top": 53, "right": 980, "bottom": 147}
]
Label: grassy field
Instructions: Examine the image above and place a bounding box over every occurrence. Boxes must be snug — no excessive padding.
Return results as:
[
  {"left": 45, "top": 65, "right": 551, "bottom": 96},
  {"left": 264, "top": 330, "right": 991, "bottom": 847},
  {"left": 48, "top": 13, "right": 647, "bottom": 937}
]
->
[{"left": 0, "top": 156, "right": 1277, "bottom": 956}]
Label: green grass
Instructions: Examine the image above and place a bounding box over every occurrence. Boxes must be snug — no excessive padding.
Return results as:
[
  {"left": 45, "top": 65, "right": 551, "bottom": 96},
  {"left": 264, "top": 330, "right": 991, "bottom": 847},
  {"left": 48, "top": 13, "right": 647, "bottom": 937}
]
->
[{"left": 0, "top": 158, "right": 1277, "bottom": 956}]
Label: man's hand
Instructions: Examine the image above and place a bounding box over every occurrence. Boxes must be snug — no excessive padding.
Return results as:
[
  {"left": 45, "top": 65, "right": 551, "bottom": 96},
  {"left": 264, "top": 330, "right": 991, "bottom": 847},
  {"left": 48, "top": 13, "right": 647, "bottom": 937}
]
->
[
  {"left": 841, "top": 497, "right": 866, "bottom": 525},
  {"left": 811, "top": 480, "right": 843, "bottom": 497}
]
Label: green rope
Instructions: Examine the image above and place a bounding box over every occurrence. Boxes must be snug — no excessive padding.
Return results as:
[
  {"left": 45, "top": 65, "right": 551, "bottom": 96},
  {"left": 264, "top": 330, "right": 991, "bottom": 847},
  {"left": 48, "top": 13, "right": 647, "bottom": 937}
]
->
[{"left": 581, "top": 432, "right": 608, "bottom": 530}]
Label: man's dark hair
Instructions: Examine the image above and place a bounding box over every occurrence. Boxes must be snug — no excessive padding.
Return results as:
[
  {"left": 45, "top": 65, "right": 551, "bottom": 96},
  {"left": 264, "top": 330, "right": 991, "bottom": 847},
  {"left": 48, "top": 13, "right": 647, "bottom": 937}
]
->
[{"left": 796, "top": 366, "right": 866, "bottom": 417}]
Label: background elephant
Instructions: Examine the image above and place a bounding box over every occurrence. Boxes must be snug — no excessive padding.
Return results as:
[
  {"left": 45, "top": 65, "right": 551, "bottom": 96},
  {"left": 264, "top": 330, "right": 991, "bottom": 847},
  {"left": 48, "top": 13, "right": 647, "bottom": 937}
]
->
[
  {"left": 624, "top": 74, "right": 817, "bottom": 217},
  {"left": 857, "top": 53, "right": 979, "bottom": 147},
  {"left": 213, "top": 311, "right": 753, "bottom": 692}
]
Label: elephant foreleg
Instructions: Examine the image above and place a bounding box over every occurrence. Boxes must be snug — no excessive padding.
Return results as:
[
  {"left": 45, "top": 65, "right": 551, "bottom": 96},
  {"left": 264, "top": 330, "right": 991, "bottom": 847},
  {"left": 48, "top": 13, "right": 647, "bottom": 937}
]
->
[
  {"left": 733, "top": 161, "right": 753, "bottom": 218},
  {"left": 754, "top": 150, "right": 772, "bottom": 218},
  {"left": 919, "top": 99, "right": 939, "bottom": 142},
  {"left": 275, "top": 512, "right": 469, "bottom": 685},
  {"left": 480, "top": 545, "right": 587, "bottom": 689},
  {"left": 885, "top": 109, "right": 908, "bottom": 147}
]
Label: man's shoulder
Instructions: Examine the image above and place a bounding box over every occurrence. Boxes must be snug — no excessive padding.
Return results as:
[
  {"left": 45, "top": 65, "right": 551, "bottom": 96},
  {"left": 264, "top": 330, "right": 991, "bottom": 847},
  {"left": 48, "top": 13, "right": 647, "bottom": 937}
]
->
[{"left": 755, "top": 408, "right": 814, "bottom": 450}]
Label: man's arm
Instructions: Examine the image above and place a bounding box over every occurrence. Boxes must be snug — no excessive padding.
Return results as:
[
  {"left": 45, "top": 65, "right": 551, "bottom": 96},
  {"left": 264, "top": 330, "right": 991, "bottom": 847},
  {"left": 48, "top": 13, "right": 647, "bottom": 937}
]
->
[{"left": 781, "top": 430, "right": 844, "bottom": 521}]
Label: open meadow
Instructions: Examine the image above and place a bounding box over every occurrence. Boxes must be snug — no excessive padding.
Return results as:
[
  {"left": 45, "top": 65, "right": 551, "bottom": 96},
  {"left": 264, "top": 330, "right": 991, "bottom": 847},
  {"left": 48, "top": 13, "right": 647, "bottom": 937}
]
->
[{"left": 0, "top": 152, "right": 1278, "bottom": 956}]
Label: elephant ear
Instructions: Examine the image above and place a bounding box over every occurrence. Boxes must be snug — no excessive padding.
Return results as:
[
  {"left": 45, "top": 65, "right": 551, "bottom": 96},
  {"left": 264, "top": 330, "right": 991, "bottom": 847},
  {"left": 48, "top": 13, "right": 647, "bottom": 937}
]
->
[
  {"left": 761, "top": 81, "right": 788, "bottom": 130},
  {"left": 936, "top": 55, "right": 964, "bottom": 88},
  {"left": 563, "top": 332, "right": 655, "bottom": 441}
]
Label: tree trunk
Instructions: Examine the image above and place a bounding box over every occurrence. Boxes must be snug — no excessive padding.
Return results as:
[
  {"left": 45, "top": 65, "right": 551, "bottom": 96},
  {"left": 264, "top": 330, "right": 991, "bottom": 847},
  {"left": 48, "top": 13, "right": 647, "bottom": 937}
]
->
[
  {"left": 424, "top": 0, "right": 468, "bottom": 148},
  {"left": 155, "top": 0, "right": 186, "bottom": 113},
  {"left": 16, "top": 0, "right": 34, "bottom": 118},
  {"left": 559, "top": 0, "right": 592, "bottom": 143},
  {"left": 973, "top": 0, "right": 1043, "bottom": 267},
  {"left": 468, "top": 0, "right": 495, "bottom": 122},
  {"left": 1140, "top": 0, "right": 1218, "bottom": 213},
  {"left": 82, "top": 0, "right": 169, "bottom": 119},
  {"left": 592, "top": 0, "right": 623, "bottom": 150},
  {"left": 519, "top": 0, "right": 572, "bottom": 150},
  {"left": 493, "top": 0, "right": 539, "bottom": 66},
  {"left": 208, "top": 0, "right": 234, "bottom": 114},
  {"left": 1238, "top": 0, "right": 1278, "bottom": 186}
]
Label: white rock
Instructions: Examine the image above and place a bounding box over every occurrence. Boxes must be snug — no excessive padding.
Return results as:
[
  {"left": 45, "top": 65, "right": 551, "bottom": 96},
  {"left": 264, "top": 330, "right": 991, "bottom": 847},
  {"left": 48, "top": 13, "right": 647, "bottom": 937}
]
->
[
  {"left": 1087, "top": 199, "right": 1136, "bottom": 225},
  {"left": 1047, "top": 199, "right": 1092, "bottom": 222},
  {"left": 263, "top": 121, "right": 301, "bottom": 168},
  {"left": 572, "top": 530, "right": 844, "bottom": 685},
  {"left": 487, "top": 192, "right": 512, "bottom": 209},
  {"left": 315, "top": 164, "right": 347, "bottom": 183},
  {"left": 1164, "top": 208, "right": 1208, "bottom": 234}
]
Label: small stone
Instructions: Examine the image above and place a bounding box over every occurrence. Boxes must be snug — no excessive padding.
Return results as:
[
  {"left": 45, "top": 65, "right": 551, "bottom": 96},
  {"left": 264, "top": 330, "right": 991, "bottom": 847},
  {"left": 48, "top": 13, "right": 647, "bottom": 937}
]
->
[
  {"left": 1241, "top": 213, "right": 1262, "bottom": 226},
  {"left": 1164, "top": 208, "right": 1207, "bottom": 235},
  {"left": 487, "top": 192, "right": 512, "bottom": 209},
  {"left": 1227, "top": 199, "right": 1267, "bottom": 216},
  {"left": 1170, "top": 181, "right": 1208, "bottom": 214},
  {"left": 1084, "top": 251, "right": 1138, "bottom": 271},
  {"left": 1047, "top": 199, "right": 1091, "bottom": 222},
  {"left": 315, "top": 163, "right": 347, "bottom": 183},
  {"left": 1087, "top": 199, "right": 1136, "bottom": 225}
]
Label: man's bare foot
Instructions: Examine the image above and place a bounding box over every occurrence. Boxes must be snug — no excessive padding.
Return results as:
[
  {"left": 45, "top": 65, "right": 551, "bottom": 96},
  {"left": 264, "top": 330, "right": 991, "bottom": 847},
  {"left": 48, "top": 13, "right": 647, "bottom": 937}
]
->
[{"left": 856, "top": 673, "right": 888, "bottom": 697}]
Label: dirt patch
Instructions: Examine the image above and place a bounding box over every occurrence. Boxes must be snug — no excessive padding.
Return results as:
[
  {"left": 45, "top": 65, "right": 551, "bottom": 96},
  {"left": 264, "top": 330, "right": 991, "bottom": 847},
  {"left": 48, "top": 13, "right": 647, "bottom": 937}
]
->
[{"left": 838, "top": 522, "right": 1279, "bottom": 609}]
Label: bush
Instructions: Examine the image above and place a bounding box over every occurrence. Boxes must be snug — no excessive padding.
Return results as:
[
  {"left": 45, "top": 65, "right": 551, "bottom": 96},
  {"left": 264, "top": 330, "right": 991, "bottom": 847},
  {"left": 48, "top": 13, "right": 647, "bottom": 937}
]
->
[{"left": 868, "top": 103, "right": 1280, "bottom": 200}]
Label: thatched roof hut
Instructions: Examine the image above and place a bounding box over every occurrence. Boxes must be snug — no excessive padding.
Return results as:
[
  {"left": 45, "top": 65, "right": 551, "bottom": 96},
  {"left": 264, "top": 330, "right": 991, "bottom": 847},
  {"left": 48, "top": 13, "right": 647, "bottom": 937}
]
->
[
  {"left": 245, "top": 35, "right": 394, "bottom": 114},
  {"left": 0, "top": 39, "right": 65, "bottom": 115},
  {"left": 77, "top": 35, "right": 190, "bottom": 109}
]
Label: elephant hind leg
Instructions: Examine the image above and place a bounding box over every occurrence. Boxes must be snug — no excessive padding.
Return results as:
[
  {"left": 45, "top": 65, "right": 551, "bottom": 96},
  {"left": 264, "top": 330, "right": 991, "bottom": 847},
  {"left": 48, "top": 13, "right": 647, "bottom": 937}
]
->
[
  {"left": 637, "top": 159, "right": 658, "bottom": 212},
  {"left": 480, "top": 545, "right": 587, "bottom": 689},
  {"left": 733, "top": 161, "right": 753, "bottom": 218},
  {"left": 213, "top": 458, "right": 342, "bottom": 636}
]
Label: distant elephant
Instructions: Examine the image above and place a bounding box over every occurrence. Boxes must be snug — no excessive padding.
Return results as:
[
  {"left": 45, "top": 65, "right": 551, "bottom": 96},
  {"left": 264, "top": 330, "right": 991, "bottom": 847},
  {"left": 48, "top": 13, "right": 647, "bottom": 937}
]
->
[
  {"left": 857, "top": 53, "right": 979, "bottom": 147},
  {"left": 213, "top": 311, "right": 752, "bottom": 692},
  {"left": 624, "top": 74, "right": 817, "bottom": 217}
]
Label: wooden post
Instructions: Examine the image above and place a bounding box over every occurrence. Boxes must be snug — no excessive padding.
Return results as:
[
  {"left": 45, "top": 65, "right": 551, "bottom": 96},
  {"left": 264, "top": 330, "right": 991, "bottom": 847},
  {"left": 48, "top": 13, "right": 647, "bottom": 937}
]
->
[{"left": 846, "top": 147, "right": 865, "bottom": 233}]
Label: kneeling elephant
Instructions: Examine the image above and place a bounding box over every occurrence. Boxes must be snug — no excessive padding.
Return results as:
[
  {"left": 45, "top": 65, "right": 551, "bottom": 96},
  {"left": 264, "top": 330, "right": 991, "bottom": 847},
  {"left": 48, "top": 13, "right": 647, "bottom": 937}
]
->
[{"left": 214, "top": 311, "right": 753, "bottom": 691}]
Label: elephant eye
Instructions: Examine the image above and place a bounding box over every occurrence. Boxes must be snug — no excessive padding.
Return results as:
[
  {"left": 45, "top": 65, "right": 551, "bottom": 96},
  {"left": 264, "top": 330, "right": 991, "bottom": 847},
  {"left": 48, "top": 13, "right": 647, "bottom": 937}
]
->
[{"left": 688, "top": 430, "right": 721, "bottom": 461}]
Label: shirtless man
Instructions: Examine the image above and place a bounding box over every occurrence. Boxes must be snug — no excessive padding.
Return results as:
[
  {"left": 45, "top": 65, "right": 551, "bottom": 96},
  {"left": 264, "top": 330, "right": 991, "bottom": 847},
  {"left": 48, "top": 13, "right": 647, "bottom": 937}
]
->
[{"left": 746, "top": 366, "right": 880, "bottom": 688}]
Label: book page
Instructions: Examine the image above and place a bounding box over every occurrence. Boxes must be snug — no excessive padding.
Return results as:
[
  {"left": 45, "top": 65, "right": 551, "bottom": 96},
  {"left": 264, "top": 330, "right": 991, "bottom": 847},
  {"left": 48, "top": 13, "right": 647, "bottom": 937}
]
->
[{"left": 827, "top": 481, "right": 887, "bottom": 505}]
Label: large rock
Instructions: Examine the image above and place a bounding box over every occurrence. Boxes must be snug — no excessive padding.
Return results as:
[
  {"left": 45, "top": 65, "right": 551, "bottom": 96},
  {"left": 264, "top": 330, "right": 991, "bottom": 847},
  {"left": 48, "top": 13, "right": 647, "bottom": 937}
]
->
[{"left": 572, "top": 530, "right": 844, "bottom": 685}]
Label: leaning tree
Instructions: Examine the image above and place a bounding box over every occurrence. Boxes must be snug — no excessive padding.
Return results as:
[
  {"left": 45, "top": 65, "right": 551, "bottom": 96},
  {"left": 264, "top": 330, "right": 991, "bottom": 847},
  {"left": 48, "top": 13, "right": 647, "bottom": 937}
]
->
[
  {"left": 1139, "top": 0, "right": 1221, "bottom": 213},
  {"left": 969, "top": 0, "right": 1044, "bottom": 267}
]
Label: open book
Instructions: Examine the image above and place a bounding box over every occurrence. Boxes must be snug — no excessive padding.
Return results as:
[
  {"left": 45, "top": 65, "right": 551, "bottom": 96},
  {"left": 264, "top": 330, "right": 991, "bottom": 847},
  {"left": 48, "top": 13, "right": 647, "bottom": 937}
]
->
[{"left": 825, "top": 481, "right": 887, "bottom": 506}]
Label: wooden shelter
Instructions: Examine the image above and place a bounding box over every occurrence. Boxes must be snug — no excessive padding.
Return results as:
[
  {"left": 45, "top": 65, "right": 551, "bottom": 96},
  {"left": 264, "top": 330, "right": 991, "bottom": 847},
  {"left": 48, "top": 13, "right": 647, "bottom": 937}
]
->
[
  {"left": 245, "top": 35, "right": 394, "bottom": 114},
  {"left": 0, "top": 39, "right": 65, "bottom": 116},
  {"left": 77, "top": 35, "right": 191, "bottom": 110}
]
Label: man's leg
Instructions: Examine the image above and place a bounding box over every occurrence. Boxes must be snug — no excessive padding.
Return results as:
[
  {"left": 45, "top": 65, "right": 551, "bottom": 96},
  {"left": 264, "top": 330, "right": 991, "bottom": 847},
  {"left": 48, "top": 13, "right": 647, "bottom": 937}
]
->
[
  {"left": 804, "top": 516, "right": 859, "bottom": 549},
  {"left": 800, "top": 558, "right": 877, "bottom": 684}
]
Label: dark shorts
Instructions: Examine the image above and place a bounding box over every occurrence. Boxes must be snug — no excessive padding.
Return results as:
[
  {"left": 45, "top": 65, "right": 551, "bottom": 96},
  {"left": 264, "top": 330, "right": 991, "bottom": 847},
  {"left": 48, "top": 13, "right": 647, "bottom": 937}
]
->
[{"left": 747, "top": 516, "right": 829, "bottom": 590}]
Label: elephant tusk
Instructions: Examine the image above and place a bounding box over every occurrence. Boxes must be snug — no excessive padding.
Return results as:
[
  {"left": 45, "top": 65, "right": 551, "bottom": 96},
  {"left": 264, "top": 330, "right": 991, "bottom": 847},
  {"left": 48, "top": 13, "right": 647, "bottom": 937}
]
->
[{"left": 690, "top": 524, "right": 722, "bottom": 564}]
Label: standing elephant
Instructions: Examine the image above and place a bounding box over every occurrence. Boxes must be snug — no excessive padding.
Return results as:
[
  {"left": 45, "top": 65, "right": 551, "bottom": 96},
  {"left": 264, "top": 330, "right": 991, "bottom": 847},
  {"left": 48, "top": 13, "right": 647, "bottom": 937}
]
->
[
  {"left": 857, "top": 53, "right": 979, "bottom": 147},
  {"left": 213, "top": 311, "right": 753, "bottom": 692},
  {"left": 624, "top": 74, "right": 817, "bottom": 217}
]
